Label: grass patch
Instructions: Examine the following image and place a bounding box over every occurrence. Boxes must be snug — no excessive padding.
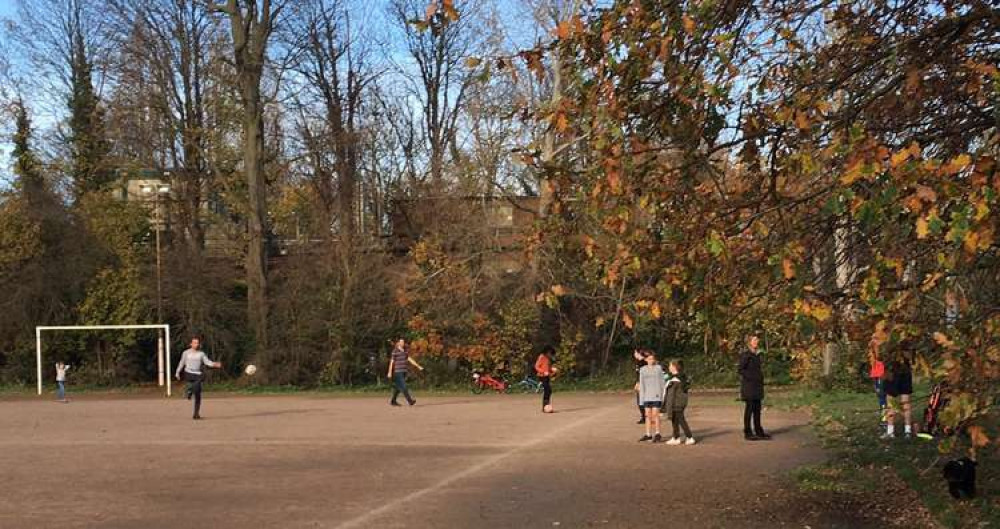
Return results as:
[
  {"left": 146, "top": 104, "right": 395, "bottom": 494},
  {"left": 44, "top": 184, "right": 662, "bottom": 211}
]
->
[{"left": 772, "top": 387, "right": 1000, "bottom": 528}]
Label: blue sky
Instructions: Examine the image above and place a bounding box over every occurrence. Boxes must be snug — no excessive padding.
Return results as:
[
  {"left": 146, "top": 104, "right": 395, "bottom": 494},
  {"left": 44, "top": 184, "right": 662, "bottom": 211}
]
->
[{"left": 0, "top": 1, "right": 13, "bottom": 19}]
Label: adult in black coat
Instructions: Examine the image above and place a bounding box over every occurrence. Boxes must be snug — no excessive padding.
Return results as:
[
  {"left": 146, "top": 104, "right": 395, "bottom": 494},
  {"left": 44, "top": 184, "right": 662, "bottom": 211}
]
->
[{"left": 738, "top": 333, "right": 771, "bottom": 440}]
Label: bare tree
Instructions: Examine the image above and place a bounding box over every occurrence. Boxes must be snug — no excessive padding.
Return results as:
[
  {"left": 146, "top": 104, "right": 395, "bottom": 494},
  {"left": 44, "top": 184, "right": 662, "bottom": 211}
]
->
[
  {"left": 288, "top": 0, "right": 377, "bottom": 245},
  {"left": 389, "top": 0, "right": 479, "bottom": 185},
  {"left": 113, "top": 0, "right": 223, "bottom": 250}
]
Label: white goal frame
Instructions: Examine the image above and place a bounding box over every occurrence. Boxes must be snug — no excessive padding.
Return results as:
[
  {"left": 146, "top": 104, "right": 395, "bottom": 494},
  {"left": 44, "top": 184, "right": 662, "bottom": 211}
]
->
[{"left": 35, "top": 325, "right": 172, "bottom": 397}]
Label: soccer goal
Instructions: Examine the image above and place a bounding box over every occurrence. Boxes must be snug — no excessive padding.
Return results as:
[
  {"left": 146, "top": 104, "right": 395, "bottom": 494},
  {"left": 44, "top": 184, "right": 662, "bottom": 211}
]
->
[{"left": 35, "top": 325, "right": 173, "bottom": 397}]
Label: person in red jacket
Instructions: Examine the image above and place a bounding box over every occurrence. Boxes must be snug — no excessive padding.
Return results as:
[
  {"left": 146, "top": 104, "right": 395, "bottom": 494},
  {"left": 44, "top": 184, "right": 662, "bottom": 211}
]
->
[{"left": 535, "top": 347, "right": 558, "bottom": 413}]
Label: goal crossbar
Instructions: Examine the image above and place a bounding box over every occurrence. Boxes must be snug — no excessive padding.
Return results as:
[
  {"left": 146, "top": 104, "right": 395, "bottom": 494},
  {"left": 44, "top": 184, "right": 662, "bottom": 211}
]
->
[{"left": 35, "top": 325, "right": 172, "bottom": 397}]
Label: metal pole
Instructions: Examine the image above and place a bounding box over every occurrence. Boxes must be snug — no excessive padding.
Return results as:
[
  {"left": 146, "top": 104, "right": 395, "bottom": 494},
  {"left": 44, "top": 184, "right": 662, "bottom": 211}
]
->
[
  {"left": 157, "top": 335, "right": 165, "bottom": 387},
  {"left": 165, "top": 324, "right": 172, "bottom": 397},
  {"left": 36, "top": 328, "right": 42, "bottom": 396}
]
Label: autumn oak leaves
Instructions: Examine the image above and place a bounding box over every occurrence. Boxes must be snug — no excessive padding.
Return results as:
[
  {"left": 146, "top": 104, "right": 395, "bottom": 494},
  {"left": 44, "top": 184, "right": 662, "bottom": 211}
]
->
[{"left": 461, "top": 0, "right": 999, "bottom": 443}]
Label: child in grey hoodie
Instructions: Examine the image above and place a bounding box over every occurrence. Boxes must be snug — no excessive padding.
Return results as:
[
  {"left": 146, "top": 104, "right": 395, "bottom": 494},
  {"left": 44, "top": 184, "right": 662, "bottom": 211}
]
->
[{"left": 635, "top": 352, "right": 666, "bottom": 443}]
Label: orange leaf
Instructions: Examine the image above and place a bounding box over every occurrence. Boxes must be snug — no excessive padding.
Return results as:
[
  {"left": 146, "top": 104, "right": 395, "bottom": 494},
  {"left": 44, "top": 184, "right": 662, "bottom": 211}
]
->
[
  {"left": 794, "top": 111, "right": 810, "bottom": 131},
  {"left": 622, "top": 312, "right": 634, "bottom": 329},
  {"left": 920, "top": 272, "right": 943, "bottom": 292},
  {"left": 915, "top": 217, "right": 929, "bottom": 239},
  {"left": 551, "top": 284, "right": 567, "bottom": 296},
  {"left": 905, "top": 68, "right": 921, "bottom": 93},
  {"left": 890, "top": 149, "right": 912, "bottom": 168},
  {"left": 942, "top": 154, "right": 972, "bottom": 175},
  {"left": 782, "top": 258, "right": 796, "bottom": 280},
  {"left": 914, "top": 184, "right": 937, "bottom": 203},
  {"left": 555, "top": 112, "right": 569, "bottom": 133},
  {"left": 841, "top": 161, "right": 864, "bottom": 185},
  {"left": 425, "top": 1, "right": 438, "bottom": 20},
  {"left": 442, "top": 0, "right": 459, "bottom": 22},
  {"left": 554, "top": 19, "right": 571, "bottom": 39},
  {"left": 933, "top": 331, "right": 956, "bottom": 349},
  {"left": 607, "top": 168, "right": 621, "bottom": 193},
  {"left": 682, "top": 15, "right": 696, "bottom": 35},
  {"left": 968, "top": 425, "right": 990, "bottom": 448},
  {"left": 650, "top": 302, "right": 662, "bottom": 319},
  {"left": 963, "top": 231, "right": 980, "bottom": 254}
]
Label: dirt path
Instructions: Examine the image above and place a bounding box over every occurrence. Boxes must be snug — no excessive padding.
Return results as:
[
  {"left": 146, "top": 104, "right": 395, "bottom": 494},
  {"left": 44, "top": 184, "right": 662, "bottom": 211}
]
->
[{"left": 0, "top": 392, "right": 879, "bottom": 528}]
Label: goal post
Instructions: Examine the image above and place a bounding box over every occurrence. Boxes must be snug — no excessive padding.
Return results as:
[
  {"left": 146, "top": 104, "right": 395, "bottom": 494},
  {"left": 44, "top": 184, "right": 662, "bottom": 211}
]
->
[{"left": 35, "top": 325, "right": 172, "bottom": 397}]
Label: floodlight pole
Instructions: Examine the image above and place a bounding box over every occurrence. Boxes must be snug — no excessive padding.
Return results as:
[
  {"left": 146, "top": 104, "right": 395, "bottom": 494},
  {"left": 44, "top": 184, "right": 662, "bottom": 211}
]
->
[
  {"left": 155, "top": 208, "right": 164, "bottom": 386},
  {"left": 142, "top": 181, "right": 170, "bottom": 387}
]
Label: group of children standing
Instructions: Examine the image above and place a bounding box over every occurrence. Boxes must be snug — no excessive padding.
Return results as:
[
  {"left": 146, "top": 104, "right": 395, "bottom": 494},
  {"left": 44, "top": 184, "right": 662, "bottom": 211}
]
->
[
  {"left": 869, "top": 350, "right": 915, "bottom": 438},
  {"left": 634, "top": 350, "right": 695, "bottom": 445}
]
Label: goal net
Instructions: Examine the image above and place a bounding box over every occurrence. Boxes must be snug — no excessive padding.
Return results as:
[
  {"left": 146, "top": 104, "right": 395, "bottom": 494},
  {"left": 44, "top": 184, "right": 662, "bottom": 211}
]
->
[{"left": 35, "top": 325, "right": 173, "bottom": 397}]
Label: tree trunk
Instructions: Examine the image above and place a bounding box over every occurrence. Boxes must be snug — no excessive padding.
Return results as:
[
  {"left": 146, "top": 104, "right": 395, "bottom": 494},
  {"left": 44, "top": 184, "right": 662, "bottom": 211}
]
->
[
  {"left": 217, "top": 0, "right": 277, "bottom": 360},
  {"left": 244, "top": 86, "right": 268, "bottom": 352}
]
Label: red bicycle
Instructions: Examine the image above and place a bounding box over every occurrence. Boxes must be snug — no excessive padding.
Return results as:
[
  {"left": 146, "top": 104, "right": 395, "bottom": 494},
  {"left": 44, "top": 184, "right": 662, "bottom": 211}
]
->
[{"left": 471, "top": 371, "right": 508, "bottom": 394}]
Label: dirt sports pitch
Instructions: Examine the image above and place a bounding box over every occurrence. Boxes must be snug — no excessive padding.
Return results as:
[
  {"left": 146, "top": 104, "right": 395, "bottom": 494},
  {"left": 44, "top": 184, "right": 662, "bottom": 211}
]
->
[{"left": 1, "top": 391, "right": 885, "bottom": 528}]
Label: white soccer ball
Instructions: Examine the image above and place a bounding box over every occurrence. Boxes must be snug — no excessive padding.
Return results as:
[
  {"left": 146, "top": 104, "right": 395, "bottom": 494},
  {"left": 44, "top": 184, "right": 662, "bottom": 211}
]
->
[{"left": 244, "top": 364, "right": 257, "bottom": 376}]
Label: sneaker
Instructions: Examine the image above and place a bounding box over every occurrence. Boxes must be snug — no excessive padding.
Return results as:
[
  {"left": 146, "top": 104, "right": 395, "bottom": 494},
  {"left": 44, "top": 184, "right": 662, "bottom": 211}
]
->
[
  {"left": 744, "top": 432, "right": 759, "bottom": 441},
  {"left": 903, "top": 431, "right": 913, "bottom": 439},
  {"left": 638, "top": 435, "right": 653, "bottom": 442},
  {"left": 666, "top": 437, "right": 682, "bottom": 445},
  {"left": 637, "top": 418, "right": 646, "bottom": 424},
  {"left": 755, "top": 431, "right": 772, "bottom": 440},
  {"left": 880, "top": 430, "right": 894, "bottom": 439},
  {"left": 390, "top": 402, "right": 402, "bottom": 407},
  {"left": 652, "top": 434, "right": 664, "bottom": 443},
  {"left": 685, "top": 437, "right": 697, "bottom": 445},
  {"left": 408, "top": 399, "right": 417, "bottom": 406},
  {"left": 192, "top": 415, "right": 202, "bottom": 420}
]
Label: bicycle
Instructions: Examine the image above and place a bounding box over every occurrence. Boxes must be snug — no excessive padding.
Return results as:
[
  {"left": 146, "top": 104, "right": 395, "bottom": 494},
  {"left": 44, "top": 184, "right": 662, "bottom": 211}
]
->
[
  {"left": 510, "top": 375, "right": 543, "bottom": 393},
  {"left": 471, "top": 371, "right": 508, "bottom": 394}
]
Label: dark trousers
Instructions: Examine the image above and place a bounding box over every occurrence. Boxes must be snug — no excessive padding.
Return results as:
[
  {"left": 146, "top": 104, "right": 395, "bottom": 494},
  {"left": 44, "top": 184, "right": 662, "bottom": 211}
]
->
[
  {"left": 185, "top": 372, "right": 205, "bottom": 417},
  {"left": 540, "top": 376, "right": 552, "bottom": 408},
  {"left": 636, "top": 392, "right": 644, "bottom": 419},
  {"left": 671, "top": 410, "right": 692, "bottom": 439},
  {"left": 391, "top": 372, "right": 414, "bottom": 404},
  {"left": 743, "top": 399, "right": 764, "bottom": 435},
  {"left": 874, "top": 379, "right": 887, "bottom": 408}
]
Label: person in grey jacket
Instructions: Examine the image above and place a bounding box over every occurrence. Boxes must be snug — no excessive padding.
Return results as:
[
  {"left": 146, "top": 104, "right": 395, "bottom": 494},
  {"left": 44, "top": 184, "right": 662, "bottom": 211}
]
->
[
  {"left": 175, "top": 337, "right": 222, "bottom": 420},
  {"left": 635, "top": 352, "right": 666, "bottom": 443}
]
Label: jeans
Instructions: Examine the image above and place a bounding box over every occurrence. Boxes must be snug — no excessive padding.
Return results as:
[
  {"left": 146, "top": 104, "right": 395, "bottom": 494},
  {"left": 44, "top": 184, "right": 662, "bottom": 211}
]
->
[
  {"left": 391, "top": 372, "right": 414, "bottom": 404},
  {"left": 874, "top": 378, "right": 887, "bottom": 408},
  {"left": 57, "top": 381, "right": 65, "bottom": 401},
  {"left": 185, "top": 372, "right": 205, "bottom": 417},
  {"left": 540, "top": 376, "right": 552, "bottom": 408},
  {"left": 743, "top": 399, "right": 764, "bottom": 435},
  {"left": 671, "top": 410, "right": 692, "bottom": 439}
]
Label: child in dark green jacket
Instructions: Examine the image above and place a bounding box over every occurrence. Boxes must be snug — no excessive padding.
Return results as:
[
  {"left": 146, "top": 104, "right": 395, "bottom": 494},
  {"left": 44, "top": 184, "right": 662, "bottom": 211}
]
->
[{"left": 663, "top": 360, "right": 695, "bottom": 445}]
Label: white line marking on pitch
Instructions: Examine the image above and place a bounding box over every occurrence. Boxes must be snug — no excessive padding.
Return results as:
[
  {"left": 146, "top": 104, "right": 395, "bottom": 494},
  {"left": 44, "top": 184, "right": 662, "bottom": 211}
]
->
[{"left": 331, "top": 406, "right": 616, "bottom": 529}]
